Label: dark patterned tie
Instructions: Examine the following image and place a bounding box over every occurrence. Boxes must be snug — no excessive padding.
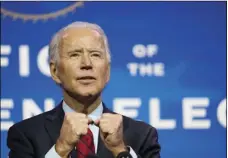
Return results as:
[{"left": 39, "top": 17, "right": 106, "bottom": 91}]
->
[{"left": 76, "top": 128, "right": 95, "bottom": 158}]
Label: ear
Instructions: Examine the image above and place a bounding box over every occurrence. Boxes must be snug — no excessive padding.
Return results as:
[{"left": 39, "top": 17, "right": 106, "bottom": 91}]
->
[
  {"left": 105, "top": 63, "right": 110, "bottom": 83},
  {"left": 49, "top": 61, "right": 61, "bottom": 85}
]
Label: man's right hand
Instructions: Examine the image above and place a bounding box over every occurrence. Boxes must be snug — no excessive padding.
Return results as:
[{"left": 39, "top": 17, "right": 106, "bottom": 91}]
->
[{"left": 55, "top": 113, "right": 92, "bottom": 158}]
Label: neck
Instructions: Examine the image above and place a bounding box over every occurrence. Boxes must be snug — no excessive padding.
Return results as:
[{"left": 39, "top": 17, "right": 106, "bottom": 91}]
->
[{"left": 62, "top": 90, "right": 102, "bottom": 114}]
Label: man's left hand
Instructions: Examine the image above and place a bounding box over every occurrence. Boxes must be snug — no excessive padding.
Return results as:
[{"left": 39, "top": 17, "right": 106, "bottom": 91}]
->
[{"left": 95, "top": 113, "right": 128, "bottom": 157}]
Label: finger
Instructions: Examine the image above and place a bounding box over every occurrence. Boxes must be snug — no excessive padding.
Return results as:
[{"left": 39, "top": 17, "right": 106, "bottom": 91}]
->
[
  {"left": 100, "top": 128, "right": 109, "bottom": 139},
  {"left": 101, "top": 113, "right": 112, "bottom": 119},
  {"left": 80, "top": 119, "right": 89, "bottom": 124},
  {"left": 78, "top": 124, "right": 88, "bottom": 136},
  {"left": 88, "top": 117, "right": 94, "bottom": 125},
  {"left": 94, "top": 119, "right": 100, "bottom": 126},
  {"left": 77, "top": 113, "right": 86, "bottom": 118},
  {"left": 99, "top": 118, "right": 109, "bottom": 125},
  {"left": 79, "top": 117, "right": 94, "bottom": 124},
  {"left": 99, "top": 122, "right": 110, "bottom": 133},
  {"left": 98, "top": 118, "right": 109, "bottom": 130},
  {"left": 81, "top": 126, "right": 88, "bottom": 135}
]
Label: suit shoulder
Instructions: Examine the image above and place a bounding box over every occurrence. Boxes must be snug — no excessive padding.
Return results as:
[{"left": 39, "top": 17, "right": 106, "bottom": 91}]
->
[
  {"left": 9, "top": 107, "right": 58, "bottom": 132},
  {"left": 123, "top": 115, "right": 157, "bottom": 134}
]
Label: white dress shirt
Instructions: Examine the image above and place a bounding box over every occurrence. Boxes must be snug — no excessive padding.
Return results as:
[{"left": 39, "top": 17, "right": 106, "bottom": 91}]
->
[{"left": 45, "top": 101, "right": 137, "bottom": 158}]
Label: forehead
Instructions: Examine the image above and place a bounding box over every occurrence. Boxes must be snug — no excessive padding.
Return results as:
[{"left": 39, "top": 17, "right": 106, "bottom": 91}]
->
[{"left": 60, "top": 27, "right": 104, "bottom": 48}]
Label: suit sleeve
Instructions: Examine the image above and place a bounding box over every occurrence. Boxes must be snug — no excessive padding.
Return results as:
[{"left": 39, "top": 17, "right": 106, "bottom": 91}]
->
[
  {"left": 7, "top": 125, "right": 35, "bottom": 158},
  {"left": 138, "top": 127, "right": 161, "bottom": 158}
]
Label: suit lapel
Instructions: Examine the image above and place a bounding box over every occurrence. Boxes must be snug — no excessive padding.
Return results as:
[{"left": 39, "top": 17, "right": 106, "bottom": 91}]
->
[
  {"left": 96, "top": 134, "right": 113, "bottom": 157},
  {"left": 44, "top": 101, "right": 64, "bottom": 145}
]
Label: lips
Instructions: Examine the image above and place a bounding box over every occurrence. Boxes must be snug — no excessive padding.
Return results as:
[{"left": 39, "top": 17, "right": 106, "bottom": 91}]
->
[
  {"left": 77, "top": 76, "right": 96, "bottom": 84},
  {"left": 77, "top": 76, "right": 96, "bottom": 80}
]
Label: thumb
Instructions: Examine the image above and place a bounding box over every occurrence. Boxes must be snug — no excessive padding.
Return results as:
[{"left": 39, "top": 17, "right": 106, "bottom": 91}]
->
[
  {"left": 88, "top": 117, "right": 94, "bottom": 125},
  {"left": 96, "top": 120, "right": 108, "bottom": 141},
  {"left": 99, "top": 128, "right": 109, "bottom": 140},
  {"left": 94, "top": 119, "right": 100, "bottom": 126}
]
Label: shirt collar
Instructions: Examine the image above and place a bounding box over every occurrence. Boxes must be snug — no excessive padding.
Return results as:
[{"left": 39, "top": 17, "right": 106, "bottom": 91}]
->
[{"left": 62, "top": 100, "right": 103, "bottom": 121}]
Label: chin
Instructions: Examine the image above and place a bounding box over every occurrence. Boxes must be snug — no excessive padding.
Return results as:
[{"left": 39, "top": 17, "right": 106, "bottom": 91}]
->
[
  {"left": 78, "top": 88, "right": 99, "bottom": 97},
  {"left": 80, "top": 92, "right": 95, "bottom": 97}
]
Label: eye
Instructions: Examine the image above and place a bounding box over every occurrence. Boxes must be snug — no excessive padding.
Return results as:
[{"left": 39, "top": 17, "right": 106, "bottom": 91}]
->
[
  {"left": 91, "top": 51, "right": 101, "bottom": 58},
  {"left": 92, "top": 53, "right": 101, "bottom": 57},
  {"left": 70, "top": 53, "right": 80, "bottom": 57}
]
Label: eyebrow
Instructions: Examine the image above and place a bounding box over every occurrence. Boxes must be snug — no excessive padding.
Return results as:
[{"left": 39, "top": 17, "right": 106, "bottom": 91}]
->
[
  {"left": 67, "top": 49, "right": 83, "bottom": 54},
  {"left": 88, "top": 48, "right": 104, "bottom": 52},
  {"left": 66, "top": 47, "right": 105, "bottom": 56}
]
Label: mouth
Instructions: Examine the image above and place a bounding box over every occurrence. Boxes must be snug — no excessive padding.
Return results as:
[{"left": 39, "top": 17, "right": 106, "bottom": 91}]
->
[
  {"left": 77, "top": 76, "right": 96, "bottom": 84},
  {"left": 77, "top": 76, "right": 96, "bottom": 80}
]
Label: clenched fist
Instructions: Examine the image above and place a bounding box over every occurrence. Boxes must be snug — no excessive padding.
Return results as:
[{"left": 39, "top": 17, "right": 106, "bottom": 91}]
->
[
  {"left": 95, "top": 113, "right": 127, "bottom": 157},
  {"left": 55, "top": 113, "right": 92, "bottom": 158}
]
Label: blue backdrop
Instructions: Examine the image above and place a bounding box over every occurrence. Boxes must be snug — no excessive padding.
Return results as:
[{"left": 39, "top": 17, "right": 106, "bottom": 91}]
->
[{"left": 1, "top": 2, "right": 226, "bottom": 158}]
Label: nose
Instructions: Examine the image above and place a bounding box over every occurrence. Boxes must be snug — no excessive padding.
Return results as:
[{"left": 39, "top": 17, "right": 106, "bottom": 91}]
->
[{"left": 80, "top": 53, "right": 92, "bottom": 70}]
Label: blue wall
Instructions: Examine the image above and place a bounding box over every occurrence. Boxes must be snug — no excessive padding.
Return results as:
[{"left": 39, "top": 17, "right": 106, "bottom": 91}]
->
[{"left": 1, "top": 2, "right": 226, "bottom": 158}]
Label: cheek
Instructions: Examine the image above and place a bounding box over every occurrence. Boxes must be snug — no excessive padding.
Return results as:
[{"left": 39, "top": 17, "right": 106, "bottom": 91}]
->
[
  {"left": 98, "top": 67, "right": 109, "bottom": 82},
  {"left": 58, "top": 62, "right": 77, "bottom": 80}
]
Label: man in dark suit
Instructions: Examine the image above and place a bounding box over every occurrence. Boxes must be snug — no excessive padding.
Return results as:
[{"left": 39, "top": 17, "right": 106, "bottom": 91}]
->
[{"left": 7, "top": 21, "right": 161, "bottom": 158}]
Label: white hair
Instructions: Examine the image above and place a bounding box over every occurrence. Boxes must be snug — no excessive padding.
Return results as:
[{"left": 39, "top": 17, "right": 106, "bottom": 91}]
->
[{"left": 48, "top": 21, "right": 111, "bottom": 63}]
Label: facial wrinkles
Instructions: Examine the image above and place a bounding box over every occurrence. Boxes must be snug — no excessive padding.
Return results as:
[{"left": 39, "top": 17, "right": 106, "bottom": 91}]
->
[
  {"left": 77, "top": 35, "right": 104, "bottom": 52},
  {"left": 62, "top": 31, "right": 104, "bottom": 55}
]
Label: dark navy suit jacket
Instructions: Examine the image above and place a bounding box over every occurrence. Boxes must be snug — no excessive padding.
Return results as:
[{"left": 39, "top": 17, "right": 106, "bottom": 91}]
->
[{"left": 7, "top": 102, "right": 161, "bottom": 158}]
